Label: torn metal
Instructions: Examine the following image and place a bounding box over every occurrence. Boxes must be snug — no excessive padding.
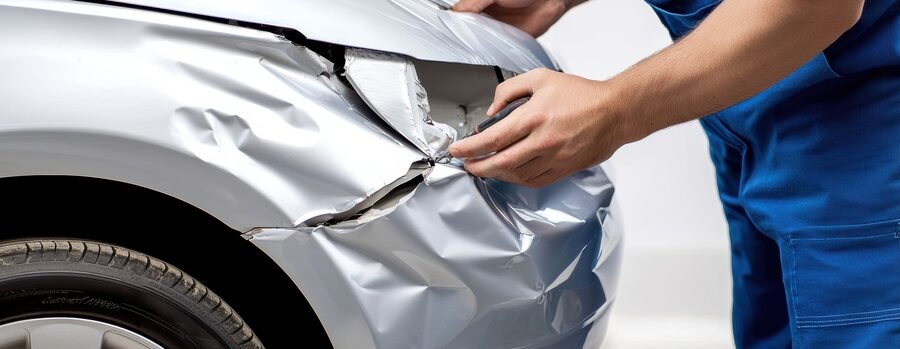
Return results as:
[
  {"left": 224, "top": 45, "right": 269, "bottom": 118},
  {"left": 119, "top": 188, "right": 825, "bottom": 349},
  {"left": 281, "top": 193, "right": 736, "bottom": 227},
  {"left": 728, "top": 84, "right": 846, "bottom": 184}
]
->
[
  {"left": 304, "top": 161, "right": 432, "bottom": 226},
  {"left": 344, "top": 49, "right": 458, "bottom": 158},
  {"left": 248, "top": 165, "right": 622, "bottom": 349},
  {"left": 344, "top": 48, "right": 503, "bottom": 158}
]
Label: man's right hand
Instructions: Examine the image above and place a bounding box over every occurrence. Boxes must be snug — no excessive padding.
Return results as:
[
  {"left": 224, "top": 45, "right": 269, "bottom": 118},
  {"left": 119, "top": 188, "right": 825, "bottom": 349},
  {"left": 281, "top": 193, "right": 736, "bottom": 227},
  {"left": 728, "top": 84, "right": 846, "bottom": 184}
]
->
[{"left": 452, "top": 0, "right": 584, "bottom": 37}]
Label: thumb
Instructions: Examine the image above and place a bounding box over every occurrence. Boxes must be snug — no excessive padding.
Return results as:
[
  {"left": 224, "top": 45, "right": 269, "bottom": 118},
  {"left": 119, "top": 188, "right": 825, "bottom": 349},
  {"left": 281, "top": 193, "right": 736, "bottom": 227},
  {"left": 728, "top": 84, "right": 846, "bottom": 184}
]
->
[{"left": 452, "top": 0, "right": 495, "bottom": 12}]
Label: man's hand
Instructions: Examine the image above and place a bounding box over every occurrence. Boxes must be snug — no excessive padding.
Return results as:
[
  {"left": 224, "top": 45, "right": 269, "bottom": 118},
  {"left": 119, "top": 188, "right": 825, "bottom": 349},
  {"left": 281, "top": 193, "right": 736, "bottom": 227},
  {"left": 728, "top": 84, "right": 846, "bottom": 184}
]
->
[
  {"left": 452, "top": 0, "right": 585, "bottom": 37},
  {"left": 449, "top": 68, "right": 633, "bottom": 187},
  {"left": 450, "top": 0, "right": 861, "bottom": 188}
]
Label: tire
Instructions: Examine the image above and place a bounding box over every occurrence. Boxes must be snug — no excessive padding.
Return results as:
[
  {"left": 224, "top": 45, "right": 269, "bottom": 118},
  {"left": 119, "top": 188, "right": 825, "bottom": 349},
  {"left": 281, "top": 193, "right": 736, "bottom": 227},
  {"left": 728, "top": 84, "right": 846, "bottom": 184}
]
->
[{"left": 0, "top": 239, "right": 264, "bottom": 349}]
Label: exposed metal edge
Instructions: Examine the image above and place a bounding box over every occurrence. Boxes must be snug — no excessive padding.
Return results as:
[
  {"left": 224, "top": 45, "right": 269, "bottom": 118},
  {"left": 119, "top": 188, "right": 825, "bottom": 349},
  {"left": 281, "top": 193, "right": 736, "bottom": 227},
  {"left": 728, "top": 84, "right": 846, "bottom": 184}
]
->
[{"left": 302, "top": 161, "right": 432, "bottom": 226}]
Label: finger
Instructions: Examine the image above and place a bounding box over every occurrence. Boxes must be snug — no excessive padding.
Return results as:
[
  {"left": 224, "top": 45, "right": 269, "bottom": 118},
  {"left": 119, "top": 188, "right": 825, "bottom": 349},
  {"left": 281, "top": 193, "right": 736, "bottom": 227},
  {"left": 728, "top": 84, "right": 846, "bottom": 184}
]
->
[
  {"left": 487, "top": 68, "right": 548, "bottom": 115},
  {"left": 449, "top": 105, "right": 536, "bottom": 158},
  {"left": 463, "top": 138, "right": 539, "bottom": 179},
  {"left": 452, "top": 0, "right": 494, "bottom": 12}
]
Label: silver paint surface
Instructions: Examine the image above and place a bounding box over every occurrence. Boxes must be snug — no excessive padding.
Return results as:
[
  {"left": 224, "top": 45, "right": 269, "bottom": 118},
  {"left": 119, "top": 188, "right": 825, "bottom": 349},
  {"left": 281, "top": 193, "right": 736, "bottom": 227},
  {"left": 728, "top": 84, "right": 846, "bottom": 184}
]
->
[
  {"left": 0, "top": 0, "right": 426, "bottom": 230},
  {"left": 99, "top": 0, "right": 555, "bottom": 73},
  {"left": 344, "top": 48, "right": 458, "bottom": 158},
  {"left": 248, "top": 165, "right": 622, "bottom": 349},
  {"left": 0, "top": 1, "right": 620, "bottom": 348}
]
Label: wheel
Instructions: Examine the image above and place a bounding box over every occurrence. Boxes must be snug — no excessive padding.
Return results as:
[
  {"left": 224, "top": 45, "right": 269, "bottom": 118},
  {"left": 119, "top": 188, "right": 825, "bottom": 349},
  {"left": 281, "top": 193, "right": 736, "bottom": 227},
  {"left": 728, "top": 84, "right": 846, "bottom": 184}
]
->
[{"left": 0, "top": 239, "right": 264, "bottom": 349}]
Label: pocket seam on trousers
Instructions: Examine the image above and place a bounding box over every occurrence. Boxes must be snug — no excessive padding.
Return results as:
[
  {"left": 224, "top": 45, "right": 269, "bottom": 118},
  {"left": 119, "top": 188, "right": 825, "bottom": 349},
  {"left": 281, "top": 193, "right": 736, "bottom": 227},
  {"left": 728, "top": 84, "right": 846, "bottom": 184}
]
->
[
  {"left": 787, "top": 220, "right": 900, "bottom": 326},
  {"left": 796, "top": 306, "right": 900, "bottom": 319},
  {"left": 796, "top": 313, "right": 900, "bottom": 329},
  {"left": 791, "top": 232, "right": 897, "bottom": 242},
  {"left": 798, "top": 313, "right": 900, "bottom": 325}
]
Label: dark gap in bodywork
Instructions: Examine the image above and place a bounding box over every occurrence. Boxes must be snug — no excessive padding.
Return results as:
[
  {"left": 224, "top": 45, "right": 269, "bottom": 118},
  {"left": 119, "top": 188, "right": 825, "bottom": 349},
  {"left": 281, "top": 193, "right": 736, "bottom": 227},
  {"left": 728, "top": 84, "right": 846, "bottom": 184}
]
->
[
  {"left": 306, "top": 161, "right": 432, "bottom": 227},
  {"left": 325, "top": 172, "right": 424, "bottom": 225},
  {"left": 493, "top": 66, "right": 506, "bottom": 83}
]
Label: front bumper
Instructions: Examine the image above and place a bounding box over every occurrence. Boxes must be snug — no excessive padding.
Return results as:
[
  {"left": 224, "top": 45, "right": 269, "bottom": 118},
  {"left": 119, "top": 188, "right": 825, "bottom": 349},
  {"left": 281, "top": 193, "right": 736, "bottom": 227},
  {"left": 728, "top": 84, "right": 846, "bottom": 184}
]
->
[{"left": 247, "top": 164, "right": 622, "bottom": 349}]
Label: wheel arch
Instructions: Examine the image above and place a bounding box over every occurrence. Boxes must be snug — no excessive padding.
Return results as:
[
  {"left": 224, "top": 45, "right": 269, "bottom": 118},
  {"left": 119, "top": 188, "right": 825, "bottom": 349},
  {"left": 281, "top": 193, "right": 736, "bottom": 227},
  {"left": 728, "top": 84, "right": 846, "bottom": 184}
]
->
[{"left": 0, "top": 175, "right": 332, "bottom": 347}]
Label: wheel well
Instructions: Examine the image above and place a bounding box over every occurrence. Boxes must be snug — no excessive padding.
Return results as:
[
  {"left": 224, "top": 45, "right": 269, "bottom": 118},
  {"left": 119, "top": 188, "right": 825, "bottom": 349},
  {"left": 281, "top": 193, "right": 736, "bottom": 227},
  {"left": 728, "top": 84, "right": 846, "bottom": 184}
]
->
[{"left": 0, "top": 175, "right": 332, "bottom": 348}]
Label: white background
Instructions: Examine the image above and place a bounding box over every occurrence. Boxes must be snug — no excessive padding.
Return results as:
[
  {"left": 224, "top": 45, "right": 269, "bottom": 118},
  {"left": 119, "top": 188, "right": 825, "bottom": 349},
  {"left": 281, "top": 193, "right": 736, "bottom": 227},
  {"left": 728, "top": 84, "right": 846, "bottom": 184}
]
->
[{"left": 538, "top": 1, "right": 736, "bottom": 348}]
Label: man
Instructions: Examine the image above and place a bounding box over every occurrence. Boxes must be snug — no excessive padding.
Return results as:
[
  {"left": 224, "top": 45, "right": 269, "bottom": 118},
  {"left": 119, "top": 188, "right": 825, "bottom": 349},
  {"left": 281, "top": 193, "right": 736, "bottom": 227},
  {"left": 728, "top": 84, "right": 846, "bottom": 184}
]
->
[{"left": 451, "top": 0, "right": 899, "bottom": 348}]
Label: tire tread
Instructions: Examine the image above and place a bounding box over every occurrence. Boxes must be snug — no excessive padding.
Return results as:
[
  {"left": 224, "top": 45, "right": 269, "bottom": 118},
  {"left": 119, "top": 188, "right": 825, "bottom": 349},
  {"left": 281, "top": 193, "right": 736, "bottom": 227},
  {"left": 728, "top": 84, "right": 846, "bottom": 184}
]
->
[{"left": 0, "top": 239, "right": 263, "bottom": 349}]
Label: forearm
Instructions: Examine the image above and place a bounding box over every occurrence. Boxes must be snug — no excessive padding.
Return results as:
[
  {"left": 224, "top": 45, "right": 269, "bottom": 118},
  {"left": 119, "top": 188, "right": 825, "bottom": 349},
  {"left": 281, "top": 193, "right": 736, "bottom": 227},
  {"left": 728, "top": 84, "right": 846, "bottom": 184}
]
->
[{"left": 609, "top": 0, "right": 863, "bottom": 142}]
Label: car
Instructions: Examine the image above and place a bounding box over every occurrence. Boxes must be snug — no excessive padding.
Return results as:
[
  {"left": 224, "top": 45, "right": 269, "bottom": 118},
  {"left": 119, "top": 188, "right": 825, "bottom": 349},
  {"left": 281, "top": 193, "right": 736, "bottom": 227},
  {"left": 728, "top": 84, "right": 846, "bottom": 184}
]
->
[{"left": 0, "top": 0, "right": 623, "bottom": 348}]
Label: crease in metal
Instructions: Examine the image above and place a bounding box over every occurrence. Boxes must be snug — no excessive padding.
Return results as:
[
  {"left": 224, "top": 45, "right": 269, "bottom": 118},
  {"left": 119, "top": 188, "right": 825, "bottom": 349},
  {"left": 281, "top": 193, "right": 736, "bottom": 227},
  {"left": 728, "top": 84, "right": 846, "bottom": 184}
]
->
[
  {"left": 247, "top": 165, "right": 623, "bottom": 349},
  {"left": 344, "top": 49, "right": 459, "bottom": 159}
]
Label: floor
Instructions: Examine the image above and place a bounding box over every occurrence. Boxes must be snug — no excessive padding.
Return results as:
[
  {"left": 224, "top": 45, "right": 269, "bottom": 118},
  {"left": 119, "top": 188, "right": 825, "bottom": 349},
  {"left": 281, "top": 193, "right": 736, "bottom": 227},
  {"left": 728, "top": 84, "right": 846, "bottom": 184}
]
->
[
  {"left": 595, "top": 124, "right": 736, "bottom": 349},
  {"left": 601, "top": 247, "right": 735, "bottom": 348}
]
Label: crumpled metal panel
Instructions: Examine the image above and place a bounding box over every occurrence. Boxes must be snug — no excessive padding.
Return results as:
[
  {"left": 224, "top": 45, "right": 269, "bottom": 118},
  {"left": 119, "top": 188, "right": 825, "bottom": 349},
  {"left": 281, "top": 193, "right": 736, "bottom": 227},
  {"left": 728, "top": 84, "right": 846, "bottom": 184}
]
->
[
  {"left": 101, "top": 0, "right": 555, "bottom": 72},
  {"left": 248, "top": 164, "right": 623, "bottom": 349},
  {"left": 344, "top": 48, "right": 458, "bottom": 158},
  {"left": 0, "top": 0, "right": 425, "bottom": 230}
]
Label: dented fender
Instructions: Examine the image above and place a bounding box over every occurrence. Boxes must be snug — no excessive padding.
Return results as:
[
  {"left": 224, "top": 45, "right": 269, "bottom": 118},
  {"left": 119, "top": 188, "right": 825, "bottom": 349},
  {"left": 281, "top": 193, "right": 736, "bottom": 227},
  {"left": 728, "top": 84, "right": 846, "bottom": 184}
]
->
[{"left": 247, "top": 164, "right": 623, "bottom": 349}]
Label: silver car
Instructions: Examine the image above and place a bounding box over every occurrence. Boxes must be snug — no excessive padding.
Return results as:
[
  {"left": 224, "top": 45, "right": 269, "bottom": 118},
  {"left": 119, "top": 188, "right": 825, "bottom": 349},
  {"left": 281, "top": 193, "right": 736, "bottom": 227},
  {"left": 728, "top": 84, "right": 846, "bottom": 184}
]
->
[{"left": 0, "top": 0, "right": 623, "bottom": 348}]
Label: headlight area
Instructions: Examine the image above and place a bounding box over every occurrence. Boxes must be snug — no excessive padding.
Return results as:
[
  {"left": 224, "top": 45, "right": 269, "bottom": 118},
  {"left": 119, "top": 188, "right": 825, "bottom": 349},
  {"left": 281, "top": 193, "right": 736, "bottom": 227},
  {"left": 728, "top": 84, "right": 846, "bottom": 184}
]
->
[{"left": 342, "top": 48, "right": 514, "bottom": 159}]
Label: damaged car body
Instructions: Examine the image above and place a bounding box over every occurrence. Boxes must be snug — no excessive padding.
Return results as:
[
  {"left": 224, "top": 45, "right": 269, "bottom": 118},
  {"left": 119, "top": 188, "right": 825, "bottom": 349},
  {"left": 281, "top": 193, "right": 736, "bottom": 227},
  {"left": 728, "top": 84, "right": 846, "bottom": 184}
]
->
[{"left": 0, "top": 0, "right": 622, "bottom": 348}]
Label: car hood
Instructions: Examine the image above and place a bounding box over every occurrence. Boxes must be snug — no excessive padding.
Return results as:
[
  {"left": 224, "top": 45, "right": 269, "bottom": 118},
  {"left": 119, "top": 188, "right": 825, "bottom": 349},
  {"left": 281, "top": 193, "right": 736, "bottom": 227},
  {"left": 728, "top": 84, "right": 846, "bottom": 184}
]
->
[{"left": 103, "top": 0, "right": 556, "bottom": 72}]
